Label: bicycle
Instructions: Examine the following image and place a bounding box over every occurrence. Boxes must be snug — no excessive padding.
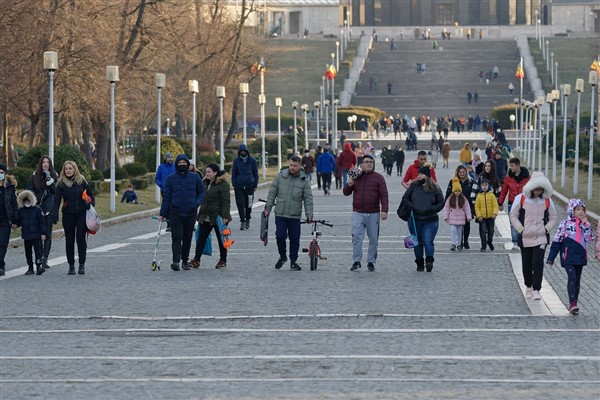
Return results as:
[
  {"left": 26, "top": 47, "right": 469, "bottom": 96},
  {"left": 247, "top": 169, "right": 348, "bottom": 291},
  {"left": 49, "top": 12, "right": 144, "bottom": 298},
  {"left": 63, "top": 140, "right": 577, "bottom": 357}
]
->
[{"left": 302, "top": 220, "right": 333, "bottom": 271}]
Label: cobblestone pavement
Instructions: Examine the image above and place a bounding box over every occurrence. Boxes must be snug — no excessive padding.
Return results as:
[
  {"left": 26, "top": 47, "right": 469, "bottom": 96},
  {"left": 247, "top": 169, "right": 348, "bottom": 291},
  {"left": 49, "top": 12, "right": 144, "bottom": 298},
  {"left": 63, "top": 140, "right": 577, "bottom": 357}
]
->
[{"left": 1, "top": 145, "right": 599, "bottom": 399}]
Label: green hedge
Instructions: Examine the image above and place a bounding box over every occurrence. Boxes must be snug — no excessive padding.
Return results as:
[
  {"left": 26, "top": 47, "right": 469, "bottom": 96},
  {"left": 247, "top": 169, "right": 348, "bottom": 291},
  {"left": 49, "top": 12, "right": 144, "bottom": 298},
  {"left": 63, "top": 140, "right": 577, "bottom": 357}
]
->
[
  {"left": 123, "top": 162, "right": 148, "bottom": 177},
  {"left": 18, "top": 144, "right": 90, "bottom": 179},
  {"left": 134, "top": 137, "right": 184, "bottom": 172},
  {"left": 8, "top": 167, "right": 33, "bottom": 189}
]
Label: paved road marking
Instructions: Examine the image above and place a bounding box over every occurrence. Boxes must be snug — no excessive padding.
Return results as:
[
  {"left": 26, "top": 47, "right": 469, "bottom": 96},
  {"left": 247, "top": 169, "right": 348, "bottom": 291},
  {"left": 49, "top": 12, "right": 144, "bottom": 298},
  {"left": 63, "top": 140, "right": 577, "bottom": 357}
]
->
[
  {"left": 88, "top": 243, "right": 130, "bottom": 253},
  {"left": 2, "top": 378, "right": 598, "bottom": 384},
  {"left": 2, "top": 355, "right": 598, "bottom": 361},
  {"left": 3, "top": 328, "right": 597, "bottom": 334}
]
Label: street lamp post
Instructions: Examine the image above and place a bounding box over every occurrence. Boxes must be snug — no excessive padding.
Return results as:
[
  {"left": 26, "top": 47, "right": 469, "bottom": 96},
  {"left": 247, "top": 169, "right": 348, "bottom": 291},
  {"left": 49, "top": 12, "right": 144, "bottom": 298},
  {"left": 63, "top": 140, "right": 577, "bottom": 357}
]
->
[
  {"left": 525, "top": 102, "right": 531, "bottom": 165},
  {"left": 292, "top": 102, "right": 299, "bottom": 154},
  {"left": 333, "top": 99, "right": 340, "bottom": 151},
  {"left": 588, "top": 71, "right": 598, "bottom": 200},
  {"left": 43, "top": 51, "right": 58, "bottom": 163},
  {"left": 347, "top": 116, "right": 353, "bottom": 130},
  {"left": 513, "top": 98, "right": 519, "bottom": 149},
  {"left": 551, "top": 89, "right": 560, "bottom": 182},
  {"left": 301, "top": 104, "right": 309, "bottom": 150},
  {"left": 520, "top": 99, "right": 525, "bottom": 157},
  {"left": 188, "top": 80, "right": 199, "bottom": 166},
  {"left": 240, "top": 83, "right": 249, "bottom": 145},
  {"left": 258, "top": 93, "right": 266, "bottom": 180},
  {"left": 106, "top": 66, "right": 119, "bottom": 213},
  {"left": 550, "top": 53, "right": 554, "bottom": 84},
  {"left": 545, "top": 41, "right": 550, "bottom": 71},
  {"left": 275, "top": 97, "right": 282, "bottom": 171},
  {"left": 336, "top": 41, "right": 340, "bottom": 71},
  {"left": 314, "top": 101, "right": 321, "bottom": 146},
  {"left": 155, "top": 73, "right": 166, "bottom": 203},
  {"left": 561, "top": 84, "right": 571, "bottom": 187},
  {"left": 352, "top": 114, "right": 357, "bottom": 131},
  {"left": 537, "top": 96, "right": 545, "bottom": 171},
  {"left": 573, "top": 79, "right": 584, "bottom": 194},
  {"left": 555, "top": 62, "right": 559, "bottom": 91},
  {"left": 545, "top": 93, "right": 553, "bottom": 177},
  {"left": 324, "top": 100, "right": 330, "bottom": 143},
  {"left": 217, "top": 86, "right": 226, "bottom": 171}
]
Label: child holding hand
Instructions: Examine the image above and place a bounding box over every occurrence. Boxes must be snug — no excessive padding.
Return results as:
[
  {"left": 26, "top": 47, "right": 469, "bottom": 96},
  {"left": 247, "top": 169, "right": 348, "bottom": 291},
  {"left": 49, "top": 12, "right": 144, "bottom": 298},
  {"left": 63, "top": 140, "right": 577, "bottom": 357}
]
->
[
  {"left": 443, "top": 178, "right": 472, "bottom": 251},
  {"left": 474, "top": 178, "right": 498, "bottom": 252},
  {"left": 546, "top": 199, "right": 594, "bottom": 315}
]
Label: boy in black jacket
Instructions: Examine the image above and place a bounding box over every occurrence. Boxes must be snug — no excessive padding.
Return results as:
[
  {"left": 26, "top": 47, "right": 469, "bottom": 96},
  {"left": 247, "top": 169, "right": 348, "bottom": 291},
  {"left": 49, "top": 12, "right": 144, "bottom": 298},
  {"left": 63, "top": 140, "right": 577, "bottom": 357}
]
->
[{"left": 17, "top": 190, "right": 47, "bottom": 275}]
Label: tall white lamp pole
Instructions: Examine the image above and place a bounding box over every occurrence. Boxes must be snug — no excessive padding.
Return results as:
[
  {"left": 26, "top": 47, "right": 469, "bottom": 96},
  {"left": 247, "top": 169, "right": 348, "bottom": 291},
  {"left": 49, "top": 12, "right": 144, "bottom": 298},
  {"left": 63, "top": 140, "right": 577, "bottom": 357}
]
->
[
  {"left": 301, "top": 104, "right": 309, "bottom": 150},
  {"left": 292, "top": 102, "right": 299, "bottom": 154},
  {"left": 573, "top": 79, "right": 584, "bottom": 194},
  {"left": 217, "top": 86, "right": 226, "bottom": 171},
  {"left": 43, "top": 51, "right": 58, "bottom": 163},
  {"left": 240, "top": 83, "right": 249, "bottom": 145},
  {"left": 155, "top": 73, "right": 166, "bottom": 203},
  {"left": 561, "top": 84, "right": 571, "bottom": 187},
  {"left": 324, "top": 100, "right": 330, "bottom": 143},
  {"left": 106, "top": 66, "right": 119, "bottom": 213},
  {"left": 275, "top": 97, "right": 282, "bottom": 171},
  {"left": 188, "top": 80, "right": 199, "bottom": 166},
  {"left": 314, "top": 101, "right": 321, "bottom": 146},
  {"left": 551, "top": 89, "right": 560, "bottom": 182},
  {"left": 545, "top": 93, "right": 553, "bottom": 177},
  {"left": 588, "top": 71, "right": 598, "bottom": 200},
  {"left": 513, "top": 98, "right": 519, "bottom": 150},
  {"left": 259, "top": 93, "right": 266, "bottom": 180},
  {"left": 333, "top": 99, "right": 340, "bottom": 151}
]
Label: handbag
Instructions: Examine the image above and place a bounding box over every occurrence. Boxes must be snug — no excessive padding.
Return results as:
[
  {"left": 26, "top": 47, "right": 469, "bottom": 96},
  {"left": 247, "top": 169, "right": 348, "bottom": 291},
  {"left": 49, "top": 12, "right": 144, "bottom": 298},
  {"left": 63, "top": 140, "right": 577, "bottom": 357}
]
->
[
  {"left": 202, "top": 232, "right": 213, "bottom": 256},
  {"left": 85, "top": 204, "right": 101, "bottom": 235},
  {"left": 404, "top": 211, "right": 419, "bottom": 249},
  {"left": 397, "top": 198, "right": 411, "bottom": 221}
]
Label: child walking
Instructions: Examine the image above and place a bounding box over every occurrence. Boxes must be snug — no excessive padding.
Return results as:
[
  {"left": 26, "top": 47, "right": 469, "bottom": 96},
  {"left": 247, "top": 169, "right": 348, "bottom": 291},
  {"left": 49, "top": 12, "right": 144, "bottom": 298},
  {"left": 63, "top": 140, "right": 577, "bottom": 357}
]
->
[
  {"left": 17, "top": 190, "right": 47, "bottom": 275},
  {"left": 474, "top": 178, "right": 498, "bottom": 252},
  {"left": 443, "top": 178, "right": 472, "bottom": 251},
  {"left": 546, "top": 199, "right": 594, "bottom": 315}
]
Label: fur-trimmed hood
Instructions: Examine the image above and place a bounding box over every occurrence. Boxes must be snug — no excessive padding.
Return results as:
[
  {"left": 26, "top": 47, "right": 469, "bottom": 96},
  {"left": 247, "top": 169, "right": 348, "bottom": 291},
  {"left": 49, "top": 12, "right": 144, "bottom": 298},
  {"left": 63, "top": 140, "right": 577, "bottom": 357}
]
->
[
  {"left": 567, "top": 198, "right": 586, "bottom": 219},
  {"left": 522, "top": 171, "right": 553, "bottom": 199},
  {"left": 17, "top": 190, "right": 37, "bottom": 208}
]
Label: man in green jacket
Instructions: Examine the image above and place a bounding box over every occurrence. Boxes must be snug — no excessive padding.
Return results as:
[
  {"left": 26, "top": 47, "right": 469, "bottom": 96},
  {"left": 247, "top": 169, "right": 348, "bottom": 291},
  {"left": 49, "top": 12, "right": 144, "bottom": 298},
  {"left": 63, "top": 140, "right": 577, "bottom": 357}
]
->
[{"left": 264, "top": 155, "right": 313, "bottom": 271}]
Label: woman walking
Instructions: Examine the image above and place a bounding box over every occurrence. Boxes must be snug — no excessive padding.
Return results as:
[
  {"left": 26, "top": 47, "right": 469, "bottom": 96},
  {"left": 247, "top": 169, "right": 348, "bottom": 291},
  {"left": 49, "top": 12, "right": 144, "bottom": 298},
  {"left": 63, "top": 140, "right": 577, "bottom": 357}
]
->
[
  {"left": 478, "top": 160, "right": 501, "bottom": 198},
  {"left": 0, "top": 163, "right": 19, "bottom": 276},
  {"left": 27, "top": 155, "right": 58, "bottom": 269},
  {"left": 400, "top": 166, "right": 444, "bottom": 272},
  {"left": 441, "top": 142, "right": 451, "bottom": 169},
  {"left": 52, "top": 161, "right": 95, "bottom": 275},
  {"left": 190, "top": 164, "right": 231, "bottom": 269},
  {"left": 509, "top": 171, "right": 557, "bottom": 300}
]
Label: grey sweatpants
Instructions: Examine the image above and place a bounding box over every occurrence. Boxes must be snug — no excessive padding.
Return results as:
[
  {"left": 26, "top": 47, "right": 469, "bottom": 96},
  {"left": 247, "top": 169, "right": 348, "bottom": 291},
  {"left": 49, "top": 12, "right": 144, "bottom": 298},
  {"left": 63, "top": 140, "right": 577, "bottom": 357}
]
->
[{"left": 351, "top": 212, "right": 380, "bottom": 264}]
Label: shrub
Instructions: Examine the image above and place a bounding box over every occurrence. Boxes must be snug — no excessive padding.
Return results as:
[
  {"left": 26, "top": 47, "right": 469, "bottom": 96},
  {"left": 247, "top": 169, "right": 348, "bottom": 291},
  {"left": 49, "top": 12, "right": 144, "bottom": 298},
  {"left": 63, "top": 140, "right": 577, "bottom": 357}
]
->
[
  {"left": 131, "top": 177, "right": 149, "bottom": 190},
  {"left": 8, "top": 167, "right": 34, "bottom": 189},
  {"left": 123, "top": 162, "right": 148, "bottom": 177},
  {"left": 19, "top": 144, "right": 89, "bottom": 178},
  {"left": 134, "top": 137, "right": 184, "bottom": 172},
  {"left": 103, "top": 167, "right": 128, "bottom": 180},
  {"left": 490, "top": 104, "right": 516, "bottom": 130},
  {"left": 89, "top": 169, "right": 104, "bottom": 181},
  {"left": 89, "top": 180, "right": 103, "bottom": 194}
]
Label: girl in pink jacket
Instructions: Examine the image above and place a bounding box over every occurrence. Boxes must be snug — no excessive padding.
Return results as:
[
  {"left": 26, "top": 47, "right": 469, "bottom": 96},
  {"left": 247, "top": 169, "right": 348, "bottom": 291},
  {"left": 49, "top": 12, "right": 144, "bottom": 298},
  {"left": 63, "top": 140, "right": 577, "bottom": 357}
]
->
[{"left": 443, "top": 178, "right": 472, "bottom": 251}]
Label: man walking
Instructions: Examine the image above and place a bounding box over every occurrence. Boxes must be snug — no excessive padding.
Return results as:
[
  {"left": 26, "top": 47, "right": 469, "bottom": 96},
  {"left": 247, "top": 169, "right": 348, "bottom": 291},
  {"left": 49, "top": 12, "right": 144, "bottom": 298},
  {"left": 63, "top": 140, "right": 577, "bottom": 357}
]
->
[
  {"left": 343, "top": 154, "right": 389, "bottom": 271},
  {"left": 264, "top": 156, "right": 313, "bottom": 271},
  {"left": 159, "top": 154, "right": 205, "bottom": 271},
  {"left": 231, "top": 144, "right": 258, "bottom": 230},
  {"left": 402, "top": 150, "right": 437, "bottom": 188},
  {"left": 316, "top": 146, "right": 336, "bottom": 195},
  {"left": 498, "top": 157, "right": 530, "bottom": 250}
]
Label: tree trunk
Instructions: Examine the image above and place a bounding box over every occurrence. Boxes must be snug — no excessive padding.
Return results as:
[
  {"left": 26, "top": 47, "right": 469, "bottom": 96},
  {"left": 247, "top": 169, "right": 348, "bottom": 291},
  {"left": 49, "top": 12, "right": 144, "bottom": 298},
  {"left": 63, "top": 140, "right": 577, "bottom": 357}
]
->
[
  {"left": 60, "top": 113, "right": 72, "bottom": 145},
  {"left": 93, "top": 115, "right": 109, "bottom": 171},
  {"left": 28, "top": 113, "right": 39, "bottom": 149},
  {"left": 81, "top": 112, "right": 95, "bottom": 168},
  {"left": 226, "top": 97, "right": 239, "bottom": 145}
]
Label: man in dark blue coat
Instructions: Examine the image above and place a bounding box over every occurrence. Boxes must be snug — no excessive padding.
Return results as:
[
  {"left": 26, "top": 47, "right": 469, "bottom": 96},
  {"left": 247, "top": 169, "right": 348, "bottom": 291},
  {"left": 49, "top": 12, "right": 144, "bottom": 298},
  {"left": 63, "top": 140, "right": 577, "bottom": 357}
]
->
[
  {"left": 159, "top": 154, "right": 205, "bottom": 271},
  {"left": 231, "top": 144, "right": 258, "bottom": 230}
]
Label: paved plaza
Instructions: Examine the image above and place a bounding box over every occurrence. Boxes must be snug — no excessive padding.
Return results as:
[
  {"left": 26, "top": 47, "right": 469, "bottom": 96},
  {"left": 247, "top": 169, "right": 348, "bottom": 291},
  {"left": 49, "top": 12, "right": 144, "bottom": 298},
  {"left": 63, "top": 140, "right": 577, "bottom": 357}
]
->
[{"left": 1, "top": 139, "right": 599, "bottom": 399}]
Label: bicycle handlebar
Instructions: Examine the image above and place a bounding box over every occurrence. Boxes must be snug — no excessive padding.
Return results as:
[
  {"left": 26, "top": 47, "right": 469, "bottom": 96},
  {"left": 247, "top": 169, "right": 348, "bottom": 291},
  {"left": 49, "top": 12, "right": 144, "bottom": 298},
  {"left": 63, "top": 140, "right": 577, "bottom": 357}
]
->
[{"left": 301, "top": 220, "right": 333, "bottom": 227}]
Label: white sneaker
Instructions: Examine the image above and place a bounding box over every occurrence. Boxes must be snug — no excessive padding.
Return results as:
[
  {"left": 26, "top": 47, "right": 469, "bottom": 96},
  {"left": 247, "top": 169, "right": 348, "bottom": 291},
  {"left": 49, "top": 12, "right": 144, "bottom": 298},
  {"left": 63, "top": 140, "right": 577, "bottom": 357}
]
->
[
  {"left": 532, "top": 290, "right": 542, "bottom": 300},
  {"left": 525, "top": 287, "right": 533, "bottom": 299},
  {"left": 512, "top": 243, "right": 520, "bottom": 251}
]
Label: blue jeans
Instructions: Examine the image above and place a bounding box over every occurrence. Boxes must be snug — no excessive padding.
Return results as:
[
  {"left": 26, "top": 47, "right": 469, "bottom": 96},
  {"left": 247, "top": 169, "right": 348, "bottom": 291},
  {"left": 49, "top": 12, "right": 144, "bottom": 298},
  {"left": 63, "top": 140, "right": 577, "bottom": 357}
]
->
[
  {"left": 275, "top": 216, "right": 301, "bottom": 263},
  {"left": 342, "top": 169, "right": 349, "bottom": 186},
  {"left": 507, "top": 203, "right": 519, "bottom": 243},
  {"left": 409, "top": 218, "right": 439, "bottom": 259}
]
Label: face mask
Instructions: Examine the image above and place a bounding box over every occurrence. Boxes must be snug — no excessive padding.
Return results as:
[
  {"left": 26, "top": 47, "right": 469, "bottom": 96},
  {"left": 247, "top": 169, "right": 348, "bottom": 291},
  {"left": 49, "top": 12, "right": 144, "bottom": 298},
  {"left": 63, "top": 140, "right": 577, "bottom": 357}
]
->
[
  {"left": 241, "top": 155, "right": 248, "bottom": 160},
  {"left": 0, "top": 173, "right": 4, "bottom": 180},
  {"left": 176, "top": 164, "right": 188, "bottom": 174}
]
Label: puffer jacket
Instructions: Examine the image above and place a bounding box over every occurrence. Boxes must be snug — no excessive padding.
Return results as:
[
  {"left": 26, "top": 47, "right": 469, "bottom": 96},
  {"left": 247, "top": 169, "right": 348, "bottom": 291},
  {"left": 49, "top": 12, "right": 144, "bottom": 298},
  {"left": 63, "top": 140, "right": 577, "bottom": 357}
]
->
[
  {"left": 231, "top": 144, "right": 258, "bottom": 189},
  {"left": 498, "top": 166, "right": 530, "bottom": 206},
  {"left": 160, "top": 154, "right": 205, "bottom": 218},
  {"left": 1, "top": 175, "right": 19, "bottom": 225},
  {"left": 401, "top": 179, "right": 445, "bottom": 222},
  {"left": 459, "top": 145, "right": 472, "bottom": 164},
  {"left": 509, "top": 172, "right": 557, "bottom": 248},
  {"left": 155, "top": 160, "right": 175, "bottom": 191},
  {"left": 402, "top": 160, "right": 438, "bottom": 188},
  {"left": 27, "top": 171, "right": 57, "bottom": 213},
  {"left": 475, "top": 190, "right": 498, "bottom": 219},
  {"left": 339, "top": 143, "right": 357, "bottom": 170},
  {"left": 443, "top": 195, "right": 472, "bottom": 225},
  {"left": 196, "top": 171, "right": 232, "bottom": 226},
  {"left": 342, "top": 170, "right": 389, "bottom": 213},
  {"left": 265, "top": 168, "right": 313, "bottom": 220},
  {"left": 317, "top": 151, "right": 336, "bottom": 174},
  {"left": 547, "top": 199, "right": 594, "bottom": 267},
  {"left": 17, "top": 190, "right": 46, "bottom": 240},
  {"left": 52, "top": 177, "right": 95, "bottom": 222}
]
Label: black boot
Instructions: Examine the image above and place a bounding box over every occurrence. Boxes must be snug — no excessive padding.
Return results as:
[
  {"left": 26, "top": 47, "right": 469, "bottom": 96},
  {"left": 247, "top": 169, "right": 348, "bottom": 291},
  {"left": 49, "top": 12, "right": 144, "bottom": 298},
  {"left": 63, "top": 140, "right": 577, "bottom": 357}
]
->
[
  {"left": 415, "top": 258, "right": 425, "bottom": 271},
  {"left": 78, "top": 264, "right": 85, "bottom": 275},
  {"left": 25, "top": 265, "right": 35, "bottom": 275},
  {"left": 36, "top": 263, "right": 45, "bottom": 276},
  {"left": 425, "top": 256, "right": 434, "bottom": 272},
  {"left": 68, "top": 264, "right": 76, "bottom": 275}
]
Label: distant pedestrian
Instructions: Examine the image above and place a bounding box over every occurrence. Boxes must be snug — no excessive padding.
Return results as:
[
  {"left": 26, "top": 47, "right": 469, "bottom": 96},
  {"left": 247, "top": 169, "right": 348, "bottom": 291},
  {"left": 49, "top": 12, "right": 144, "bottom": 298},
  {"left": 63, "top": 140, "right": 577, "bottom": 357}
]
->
[
  {"left": 301, "top": 150, "right": 315, "bottom": 182},
  {"left": 444, "top": 178, "right": 472, "bottom": 252},
  {"left": 17, "top": 190, "right": 46, "bottom": 276},
  {"left": 474, "top": 179, "right": 498, "bottom": 252},
  {"left": 442, "top": 142, "right": 451, "bottom": 169},
  {"left": 508, "top": 82, "right": 514, "bottom": 94},
  {"left": 387, "top": 80, "right": 392, "bottom": 95},
  {"left": 492, "top": 65, "right": 499, "bottom": 79},
  {"left": 120, "top": 184, "right": 139, "bottom": 204},
  {"left": 467, "top": 91, "right": 473, "bottom": 104},
  {"left": 394, "top": 145, "right": 405, "bottom": 176},
  {"left": 0, "top": 163, "right": 18, "bottom": 276},
  {"left": 546, "top": 199, "right": 594, "bottom": 315},
  {"left": 474, "top": 91, "right": 479, "bottom": 103},
  {"left": 231, "top": 144, "right": 259, "bottom": 231},
  {"left": 344, "top": 154, "right": 388, "bottom": 272},
  {"left": 316, "top": 147, "right": 336, "bottom": 195}
]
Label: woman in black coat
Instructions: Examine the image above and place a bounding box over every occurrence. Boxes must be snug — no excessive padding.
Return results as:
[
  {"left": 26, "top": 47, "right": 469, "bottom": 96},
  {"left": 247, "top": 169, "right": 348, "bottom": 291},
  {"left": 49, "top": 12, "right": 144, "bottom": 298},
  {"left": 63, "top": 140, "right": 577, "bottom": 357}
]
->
[
  {"left": 27, "top": 155, "right": 58, "bottom": 269},
  {"left": 0, "top": 163, "right": 19, "bottom": 276},
  {"left": 53, "top": 161, "right": 94, "bottom": 275}
]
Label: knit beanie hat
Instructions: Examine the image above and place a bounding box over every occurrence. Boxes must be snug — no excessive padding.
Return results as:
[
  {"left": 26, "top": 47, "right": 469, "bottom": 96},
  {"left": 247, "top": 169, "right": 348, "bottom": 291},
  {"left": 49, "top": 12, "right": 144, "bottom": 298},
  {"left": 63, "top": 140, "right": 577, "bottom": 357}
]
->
[
  {"left": 451, "top": 177, "right": 462, "bottom": 193},
  {"left": 417, "top": 166, "right": 431, "bottom": 177},
  {"left": 206, "top": 163, "right": 219, "bottom": 173}
]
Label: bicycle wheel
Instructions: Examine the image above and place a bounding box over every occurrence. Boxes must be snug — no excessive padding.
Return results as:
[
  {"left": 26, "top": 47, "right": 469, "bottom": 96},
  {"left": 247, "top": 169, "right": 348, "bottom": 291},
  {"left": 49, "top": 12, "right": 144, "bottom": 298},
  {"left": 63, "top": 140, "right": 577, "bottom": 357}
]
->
[{"left": 309, "top": 241, "right": 319, "bottom": 271}]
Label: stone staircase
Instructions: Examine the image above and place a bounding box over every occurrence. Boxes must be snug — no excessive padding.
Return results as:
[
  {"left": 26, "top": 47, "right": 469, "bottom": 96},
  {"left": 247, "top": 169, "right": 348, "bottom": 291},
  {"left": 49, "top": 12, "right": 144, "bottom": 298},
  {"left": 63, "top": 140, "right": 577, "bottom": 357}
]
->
[{"left": 351, "top": 39, "right": 529, "bottom": 119}]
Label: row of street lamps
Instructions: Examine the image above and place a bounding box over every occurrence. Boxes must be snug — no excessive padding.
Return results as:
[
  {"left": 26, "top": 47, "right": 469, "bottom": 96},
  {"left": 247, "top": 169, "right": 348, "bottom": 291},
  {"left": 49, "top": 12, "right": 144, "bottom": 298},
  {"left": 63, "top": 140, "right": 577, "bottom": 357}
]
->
[{"left": 513, "top": 72, "right": 597, "bottom": 200}]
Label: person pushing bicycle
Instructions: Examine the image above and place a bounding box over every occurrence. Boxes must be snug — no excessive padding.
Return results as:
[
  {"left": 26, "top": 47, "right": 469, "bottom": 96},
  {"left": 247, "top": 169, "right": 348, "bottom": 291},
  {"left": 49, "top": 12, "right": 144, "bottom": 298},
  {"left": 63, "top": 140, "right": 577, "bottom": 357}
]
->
[{"left": 343, "top": 154, "right": 389, "bottom": 272}]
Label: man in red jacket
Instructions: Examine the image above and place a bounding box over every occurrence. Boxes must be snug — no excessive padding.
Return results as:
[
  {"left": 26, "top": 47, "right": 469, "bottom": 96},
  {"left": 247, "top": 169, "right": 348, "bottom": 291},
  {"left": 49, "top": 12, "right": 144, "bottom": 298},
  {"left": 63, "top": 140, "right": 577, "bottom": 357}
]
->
[
  {"left": 343, "top": 154, "right": 389, "bottom": 272},
  {"left": 498, "top": 157, "right": 530, "bottom": 250},
  {"left": 338, "top": 143, "right": 357, "bottom": 187},
  {"left": 401, "top": 150, "right": 437, "bottom": 188}
]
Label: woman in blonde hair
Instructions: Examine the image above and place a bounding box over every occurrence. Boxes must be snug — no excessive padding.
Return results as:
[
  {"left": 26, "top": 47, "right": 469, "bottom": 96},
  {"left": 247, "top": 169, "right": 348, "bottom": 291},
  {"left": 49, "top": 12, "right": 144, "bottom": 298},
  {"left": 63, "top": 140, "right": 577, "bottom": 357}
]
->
[{"left": 52, "top": 161, "right": 95, "bottom": 275}]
